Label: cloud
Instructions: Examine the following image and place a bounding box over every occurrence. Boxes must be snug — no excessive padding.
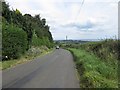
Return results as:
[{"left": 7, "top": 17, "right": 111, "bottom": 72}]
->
[
  {"left": 62, "top": 20, "right": 96, "bottom": 31},
  {"left": 6, "top": 0, "right": 118, "bottom": 40}
]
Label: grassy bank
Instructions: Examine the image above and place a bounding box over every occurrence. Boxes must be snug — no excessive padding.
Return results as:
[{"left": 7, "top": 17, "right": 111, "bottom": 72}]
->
[
  {"left": 1, "top": 46, "right": 53, "bottom": 70},
  {"left": 80, "top": 40, "right": 118, "bottom": 64},
  {"left": 69, "top": 48, "right": 118, "bottom": 88}
]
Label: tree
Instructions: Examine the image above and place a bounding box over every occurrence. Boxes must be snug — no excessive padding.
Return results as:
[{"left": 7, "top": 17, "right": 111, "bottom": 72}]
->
[
  {"left": 23, "top": 14, "right": 34, "bottom": 49},
  {"left": 41, "top": 18, "right": 46, "bottom": 26},
  {"left": 2, "top": 1, "right": 54, "bottom": 60},
  {"left": 2, "top": 2, "right": 11, "bottom": 23}
]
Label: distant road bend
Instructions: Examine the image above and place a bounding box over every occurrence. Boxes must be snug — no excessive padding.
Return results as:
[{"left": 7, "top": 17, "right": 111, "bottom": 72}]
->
[{"left": 2, "top": 49, "right": 80, "bottom": 88}]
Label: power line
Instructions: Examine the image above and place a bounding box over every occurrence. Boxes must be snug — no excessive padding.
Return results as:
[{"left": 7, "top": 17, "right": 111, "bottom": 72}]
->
[
  {"left": 65, "top": 0, "right": 85, "bottom": 40},
  {"left": 74, "top": 0, "right": 85, "bottom": 21}
]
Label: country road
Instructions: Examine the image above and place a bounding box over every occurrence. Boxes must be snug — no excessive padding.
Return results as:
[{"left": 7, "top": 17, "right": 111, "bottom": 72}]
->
[{"left": 2, "top": 49, "right": 80, "bottom": 88}]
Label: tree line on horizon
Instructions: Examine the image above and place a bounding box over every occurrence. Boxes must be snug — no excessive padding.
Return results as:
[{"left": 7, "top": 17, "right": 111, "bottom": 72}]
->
[{"left": 2, "top": 1, "right": 53, "bottom": 60}]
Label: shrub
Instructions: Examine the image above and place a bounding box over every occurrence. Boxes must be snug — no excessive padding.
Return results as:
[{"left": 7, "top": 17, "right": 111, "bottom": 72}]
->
[{"left": 2, "top": 23, "right": 28, "bottom": 60}]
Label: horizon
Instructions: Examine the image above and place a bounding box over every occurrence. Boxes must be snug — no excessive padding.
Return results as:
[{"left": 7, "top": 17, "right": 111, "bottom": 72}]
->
[{"left": 53, "top": 38, "right": 118, "bottom": 41}]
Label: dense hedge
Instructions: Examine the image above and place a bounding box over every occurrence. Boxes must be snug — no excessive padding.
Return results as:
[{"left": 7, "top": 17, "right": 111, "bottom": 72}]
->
[
  {"left": 2, "top": 23, "right": 28, "bottom": 59},
  {"left": 2, "top": 1, "right": 54, "bottom": 60}
]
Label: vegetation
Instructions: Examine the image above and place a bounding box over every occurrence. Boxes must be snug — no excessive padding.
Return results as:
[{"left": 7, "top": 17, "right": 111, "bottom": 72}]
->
[
  {"left": 1, "top": 2, "right": 119, "bottom": 87},
  {"left": 2, "top": 23, "right": 28, "bottom": 59},
  {"left": 1, "top": 46, "right": 52, "bottom": 70},
  {"left": 2, "top": 1, "right": 53, "bottom": 60},
  {"left": 67, "top": 40, "right": 118, "bottom": 88},
  {"left": 80, "top": 40, "right": 118, "bottom": 64}
]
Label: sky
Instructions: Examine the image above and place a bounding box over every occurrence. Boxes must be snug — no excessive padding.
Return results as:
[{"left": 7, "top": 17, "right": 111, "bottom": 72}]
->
[{"left": 6, "top": 0, "right": 119, "bottom": 40}]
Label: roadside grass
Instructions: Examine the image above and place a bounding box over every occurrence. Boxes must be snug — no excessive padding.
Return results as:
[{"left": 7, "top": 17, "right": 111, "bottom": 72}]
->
[
  {"left": 0, "top": 61, "right": 2, "bottom": 70},
  {"left": 69, "top": 48, "right": 118, "bottom": 88},
  {"left": 1, "top": 46, "right": 53, "bottom": 70}
]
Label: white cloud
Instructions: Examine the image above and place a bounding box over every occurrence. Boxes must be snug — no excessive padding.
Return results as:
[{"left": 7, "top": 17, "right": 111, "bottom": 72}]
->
[{"left": 6, "top": 0, "right": 118, "bottom": 40}]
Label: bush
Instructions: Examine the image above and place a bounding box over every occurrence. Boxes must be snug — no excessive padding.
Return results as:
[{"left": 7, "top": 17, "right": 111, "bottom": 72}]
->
[
  {"left": 2, "top": 23, "right": 28, "bottom": 60},
  {"left": 32, "top": 31, "right": 53, "bottom": 48},
  {"left": 79, "top": 40, "right": 119, "bottom": 66}
]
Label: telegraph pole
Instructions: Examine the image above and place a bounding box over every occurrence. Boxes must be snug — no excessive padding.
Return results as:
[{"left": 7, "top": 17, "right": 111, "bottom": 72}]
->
[
  {"left": 66, "top": 36, "right": 67, "bottom": 41},
  {"left": 65, "top": 36, "right": 68, "bottom": 46}
]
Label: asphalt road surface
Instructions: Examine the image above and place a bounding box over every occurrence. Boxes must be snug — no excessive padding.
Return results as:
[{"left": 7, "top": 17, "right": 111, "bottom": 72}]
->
[{"left": 2, "top": 49, "right": 80, "bottom": 88}]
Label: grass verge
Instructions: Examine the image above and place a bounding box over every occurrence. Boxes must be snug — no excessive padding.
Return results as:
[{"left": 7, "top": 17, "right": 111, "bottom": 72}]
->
[
  {"left": 68, "top": 48, "right": 118, "bottom": 88},
  {"left": 1, "top": 46, "right": 53, "bottom": 70}
]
